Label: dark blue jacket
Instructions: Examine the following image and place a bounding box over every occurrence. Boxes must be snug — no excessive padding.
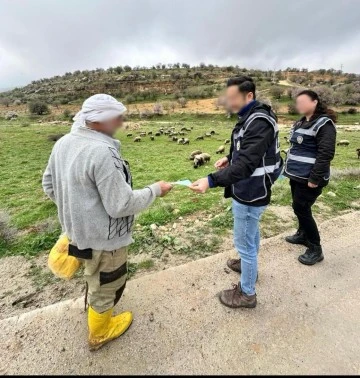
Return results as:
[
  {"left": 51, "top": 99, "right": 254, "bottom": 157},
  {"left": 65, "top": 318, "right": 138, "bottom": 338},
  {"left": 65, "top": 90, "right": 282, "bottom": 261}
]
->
[
  {"left": 284, "top": 115, "right": 336, "bottom": 186},
  {"left": 209, "top": 101, "right": 283, "bottom": 206}
]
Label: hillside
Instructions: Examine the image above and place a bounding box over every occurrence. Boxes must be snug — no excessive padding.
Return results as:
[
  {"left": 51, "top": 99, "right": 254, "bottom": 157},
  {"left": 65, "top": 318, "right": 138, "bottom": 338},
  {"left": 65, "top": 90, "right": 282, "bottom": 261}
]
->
[{"left": 1, "top": 65, "right": 359, "bottom": 107}]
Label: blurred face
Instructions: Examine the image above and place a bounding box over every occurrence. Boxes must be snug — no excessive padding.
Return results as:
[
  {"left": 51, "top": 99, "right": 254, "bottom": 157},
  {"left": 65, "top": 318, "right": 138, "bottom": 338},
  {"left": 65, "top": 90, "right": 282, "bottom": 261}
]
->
[
  {"left": 95, "top": 115, "right": 124, "bottom": 136},
  {"left": 226, "top": 85, "right": 254, "bottom": 113},
  {"left": 296, "top": 94, "right": 317, "bottom": 116}
]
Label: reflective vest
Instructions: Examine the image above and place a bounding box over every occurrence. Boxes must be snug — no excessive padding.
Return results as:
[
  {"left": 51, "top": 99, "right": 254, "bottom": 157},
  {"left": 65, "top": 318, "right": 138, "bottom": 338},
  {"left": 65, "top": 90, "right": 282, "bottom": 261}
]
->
[
  {"left": 285, "top": 116, "right": 336, "bottom": 180},
  {"left": 231, "top": 111, "right": 283, "bottom": 203}
]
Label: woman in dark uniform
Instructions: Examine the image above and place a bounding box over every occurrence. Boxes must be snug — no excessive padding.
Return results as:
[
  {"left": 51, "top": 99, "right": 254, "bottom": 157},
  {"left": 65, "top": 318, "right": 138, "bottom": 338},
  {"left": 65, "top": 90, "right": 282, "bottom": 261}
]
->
[{"left": 284, "top": 90, "right": 337, "bottom": 265}]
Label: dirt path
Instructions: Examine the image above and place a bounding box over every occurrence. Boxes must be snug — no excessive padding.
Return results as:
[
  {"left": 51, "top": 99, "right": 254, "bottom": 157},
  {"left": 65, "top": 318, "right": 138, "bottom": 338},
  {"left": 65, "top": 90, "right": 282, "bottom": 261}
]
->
[
  {"left": 1, "top": 211, "right": 359, "bottom": 375},
  {"left": 279, "top": 79, "right": 298, "bottom": 87}
]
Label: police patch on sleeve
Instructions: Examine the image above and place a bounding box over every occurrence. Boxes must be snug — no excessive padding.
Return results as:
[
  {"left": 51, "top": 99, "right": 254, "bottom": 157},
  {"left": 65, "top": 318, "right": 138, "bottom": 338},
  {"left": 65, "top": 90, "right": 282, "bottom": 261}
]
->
[
  {"left": 237, "top": 141, "right": 241, "bottom": 150},
  {"left": 297, "top": 135, "right": 303, "bottom": 144}
]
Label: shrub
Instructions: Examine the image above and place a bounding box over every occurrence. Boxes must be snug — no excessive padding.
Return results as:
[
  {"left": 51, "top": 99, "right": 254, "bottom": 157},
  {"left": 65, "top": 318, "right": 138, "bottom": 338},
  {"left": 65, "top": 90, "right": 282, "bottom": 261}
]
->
[
  {"left": 177, "top": 97, "right": 188, "bottom": 108},
  {"left": 290, "top": 87, "right": 306, "bottom": 99},
  {"left": 162, "top": 101, "right": 172, "bottom": 112},
  {"left": 216, "top": 96, "right": 227, "bottom": 107},
  {"left": 313, "top": 85, "right": 335, "bottom": 105},
  {"left": 114, "top": 66, "right": 123, "bottom": 74},
  {"left": 214, "top": 96, "right": 227, "bottom": 111},
  {"left": 62, "top": 109, "right": 71, "bottom": 119},
  {"left": 0, "top": 97, "right": 11, "bottom": 107},
  {"left": 292, "top": 75, "right": 308, "bottom": 84},
  {"left": 163, "top": 101, "right": 176, "bottom": 112},
  {"left": 140, "top": 109, "right": 153, "bottom": 119},
  {"left": 345, "top": 93, "right": 360, "bottom": 106},
  {"left": 153, "top": 103, "right": 164, "bottom": 116},
  {"left": 287, "top": 103, "right": 297, "bottom": 115},
  {"left": 29, "top": 101, "right": 50, "bottom": 115},
  {"left": 59, "top": 97, "right": 70, "bottom": 105},
  {"left": 348, "top": 107, "right": 357, "bottom": 114},
  {"left": 333, "top": 91, "right": 346, "bottom": 106},
  {"left": 138, "top": 90, "right": 157, "bottom": 101},
  {"left": 13, "top": 99, "right": 22, "bottom": 106},
  {"left": 5, "top": 111, "right": 18, "bottom": 120},
  {"left": 124, "top": 94, "right": 135, "bottom": 104},
  {"left": 0, "top": 211, "right": 16, "bottom": 242},
  {"left": 269, "top": 86, "right": 284, "bottom": 99},
  {"left": 185, "top": 87, "right": 211, "bottom": 99},
  {"left": 271, "top": 101, "right": 280, "bottom": 113}
]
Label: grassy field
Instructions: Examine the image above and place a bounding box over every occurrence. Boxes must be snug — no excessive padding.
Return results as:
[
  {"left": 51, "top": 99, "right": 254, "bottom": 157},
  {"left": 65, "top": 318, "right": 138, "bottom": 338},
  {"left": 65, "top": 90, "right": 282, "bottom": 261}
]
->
[{"left": 0, "top": 116, "right": 359, "bottom": 266}]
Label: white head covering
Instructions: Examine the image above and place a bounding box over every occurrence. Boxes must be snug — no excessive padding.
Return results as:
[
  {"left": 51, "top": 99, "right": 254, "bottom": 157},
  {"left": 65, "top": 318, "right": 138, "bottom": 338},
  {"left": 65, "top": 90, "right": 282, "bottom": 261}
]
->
[{"left": 71, "top": 94, "right": 127, "bottom": 132}]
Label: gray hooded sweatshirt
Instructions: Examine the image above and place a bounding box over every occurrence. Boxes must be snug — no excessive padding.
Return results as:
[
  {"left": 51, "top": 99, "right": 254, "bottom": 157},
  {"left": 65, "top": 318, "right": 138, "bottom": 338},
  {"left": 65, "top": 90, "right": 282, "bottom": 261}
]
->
[{"left": 42, "top": 127, "right": 161, "bottom": 251}]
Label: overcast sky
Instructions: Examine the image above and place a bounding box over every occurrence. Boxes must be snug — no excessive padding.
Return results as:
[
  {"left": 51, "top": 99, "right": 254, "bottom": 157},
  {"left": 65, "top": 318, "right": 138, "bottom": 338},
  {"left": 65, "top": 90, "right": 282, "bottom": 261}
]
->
[{"left": 0, "top": 0, "right": 359, "bottom": 88}]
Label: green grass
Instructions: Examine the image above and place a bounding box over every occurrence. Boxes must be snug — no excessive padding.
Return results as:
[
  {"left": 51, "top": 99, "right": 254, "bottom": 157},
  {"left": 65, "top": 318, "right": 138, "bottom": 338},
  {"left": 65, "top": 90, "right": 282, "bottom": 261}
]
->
[
  {"left": 0, "top": 117, "right": 359, "bottom": 258},
  {"left": 28, "top": 264, "right": 59, "bottom": 290},
  {"left": 128, "top": 259, "right": 155, "bottom": 278},
  {"left": 277, "top": 112, "right": 360, "bottom": 124}
]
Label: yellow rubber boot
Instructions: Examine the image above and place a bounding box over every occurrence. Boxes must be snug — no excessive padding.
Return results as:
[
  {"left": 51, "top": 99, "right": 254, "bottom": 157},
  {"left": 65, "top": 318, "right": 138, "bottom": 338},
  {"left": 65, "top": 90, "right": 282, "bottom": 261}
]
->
[{"left": 88, "top": 306, "right": 133, "bottom": 351}]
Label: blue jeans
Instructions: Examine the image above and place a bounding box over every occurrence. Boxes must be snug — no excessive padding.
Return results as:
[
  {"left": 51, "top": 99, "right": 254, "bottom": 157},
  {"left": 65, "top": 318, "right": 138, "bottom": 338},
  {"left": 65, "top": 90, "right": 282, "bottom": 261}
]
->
[{"left": 232, "top": 200, "right": 267, "bottom": 296}]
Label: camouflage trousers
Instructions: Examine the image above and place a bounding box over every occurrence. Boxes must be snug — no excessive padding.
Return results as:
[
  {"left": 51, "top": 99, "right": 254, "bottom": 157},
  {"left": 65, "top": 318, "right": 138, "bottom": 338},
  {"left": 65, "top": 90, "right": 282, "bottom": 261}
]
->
[{"left": 82, "top": 247, "right": 128, "bottom": 313}]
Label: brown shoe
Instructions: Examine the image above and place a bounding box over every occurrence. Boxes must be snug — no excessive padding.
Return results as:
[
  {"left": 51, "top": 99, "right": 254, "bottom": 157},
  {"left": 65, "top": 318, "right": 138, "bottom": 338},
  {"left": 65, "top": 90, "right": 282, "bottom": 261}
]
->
[
  {"left": 226, "top": 259, "right": 259, "bottom": 282},
  {"left": 219, "top": 284, "right": 257, "bottom": 308},
  {"left": 227, "top": 258, "right": 241, "bottom": 273}
]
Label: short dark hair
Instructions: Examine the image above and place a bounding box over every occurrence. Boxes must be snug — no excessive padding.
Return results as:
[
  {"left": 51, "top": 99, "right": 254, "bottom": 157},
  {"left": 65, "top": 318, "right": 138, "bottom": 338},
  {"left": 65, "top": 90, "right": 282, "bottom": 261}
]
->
[{"left": 227, "top": 76, "right": 256, "bottom": 99}]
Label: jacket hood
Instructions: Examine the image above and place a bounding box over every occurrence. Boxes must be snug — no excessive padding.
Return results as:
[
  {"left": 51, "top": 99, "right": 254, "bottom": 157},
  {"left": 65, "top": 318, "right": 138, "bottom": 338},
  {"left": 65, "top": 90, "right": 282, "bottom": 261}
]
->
[
  {"left": 253, "top": 101, "right": 278, "bottom": 122},
  {"left": 237, "top": 100, "right": 278, "bottom": 123}
]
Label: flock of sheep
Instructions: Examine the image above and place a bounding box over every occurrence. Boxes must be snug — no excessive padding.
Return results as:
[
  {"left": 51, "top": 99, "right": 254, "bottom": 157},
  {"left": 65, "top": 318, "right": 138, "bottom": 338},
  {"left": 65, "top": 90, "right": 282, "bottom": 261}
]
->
[
  {"left": 127, "top": 123, "right": 360, "bottom": 164},
  {"left": 126, "top": 124, "right": 231, "bottom": 168},
  {"left": 47, "top": 124, "right": 360, "bottom": 165}
]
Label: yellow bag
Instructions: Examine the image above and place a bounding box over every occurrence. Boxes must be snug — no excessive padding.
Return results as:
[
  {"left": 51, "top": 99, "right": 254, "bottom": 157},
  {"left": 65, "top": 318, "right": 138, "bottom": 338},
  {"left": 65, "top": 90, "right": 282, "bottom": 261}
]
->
[{"left": 48, "top": 234, "right": 81, "bottom": 280}]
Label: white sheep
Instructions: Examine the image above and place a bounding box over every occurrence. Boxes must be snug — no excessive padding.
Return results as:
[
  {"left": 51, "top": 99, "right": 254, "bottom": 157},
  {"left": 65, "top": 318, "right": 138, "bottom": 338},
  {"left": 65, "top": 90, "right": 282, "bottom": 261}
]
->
[
  {"left": 216, "top": 145, "right": 225, "bottom": 154},
  {"left": 337, "top": 140, "right": 350, "bottom": 146},
  {"left": 189, "top": 150, "right": 202, "bottom": 160},
  {"left": 193, "top": 153, "right": 211, "bottom": 168}
]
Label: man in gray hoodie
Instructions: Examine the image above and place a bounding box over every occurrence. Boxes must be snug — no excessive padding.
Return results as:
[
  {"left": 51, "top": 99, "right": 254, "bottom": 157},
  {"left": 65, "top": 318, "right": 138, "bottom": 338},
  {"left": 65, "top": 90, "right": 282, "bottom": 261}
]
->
[{"left": 42, "top": 94, "right": 172, "bottom": 350}]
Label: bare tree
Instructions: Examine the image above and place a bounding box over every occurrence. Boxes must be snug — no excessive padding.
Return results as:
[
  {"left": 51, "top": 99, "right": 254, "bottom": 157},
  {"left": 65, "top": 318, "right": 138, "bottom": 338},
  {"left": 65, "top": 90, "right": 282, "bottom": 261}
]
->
[
  {"left": 269, "top": 86, "right": 284, "bottom": 99},
  {"left": 153, "top": 103, "right": 164, "bottom": 115},
  {"left": 214, "top": 96, "right": 226, "bottom": 110},
  {"left": 177, "top": 97, "right": 188, "bottom": 108},
  {"left": 313, "top": 85, "right": 335, "bottom": 105},
  {"left": 170, "top": 101, "right": 176, "bottom": 112},
  {"left": 288, "top": 103, "right": 297, "bottom": 115},
  {"left": 0, "top": 97, "right": 11, "bottom": 107}
]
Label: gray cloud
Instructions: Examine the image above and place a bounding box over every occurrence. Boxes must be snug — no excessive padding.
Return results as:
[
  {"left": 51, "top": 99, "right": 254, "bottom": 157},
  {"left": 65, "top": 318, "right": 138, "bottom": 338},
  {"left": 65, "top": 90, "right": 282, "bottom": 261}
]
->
[{"left": 0, "top": 0, "right": 359, "bottom": 87}]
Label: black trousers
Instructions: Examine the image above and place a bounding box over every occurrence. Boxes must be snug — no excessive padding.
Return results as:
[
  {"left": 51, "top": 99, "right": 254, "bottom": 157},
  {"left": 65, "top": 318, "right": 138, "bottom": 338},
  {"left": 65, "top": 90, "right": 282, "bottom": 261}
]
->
[{"left": 290, "top": 179, "right": 323, "bottom": 245}]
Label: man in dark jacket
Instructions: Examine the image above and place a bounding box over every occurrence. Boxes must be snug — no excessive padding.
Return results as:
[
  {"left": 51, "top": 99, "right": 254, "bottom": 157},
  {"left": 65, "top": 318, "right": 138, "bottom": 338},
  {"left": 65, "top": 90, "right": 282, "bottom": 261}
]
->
[{"left": 190, "top": 77, "right": 282, "bottom": 309}]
